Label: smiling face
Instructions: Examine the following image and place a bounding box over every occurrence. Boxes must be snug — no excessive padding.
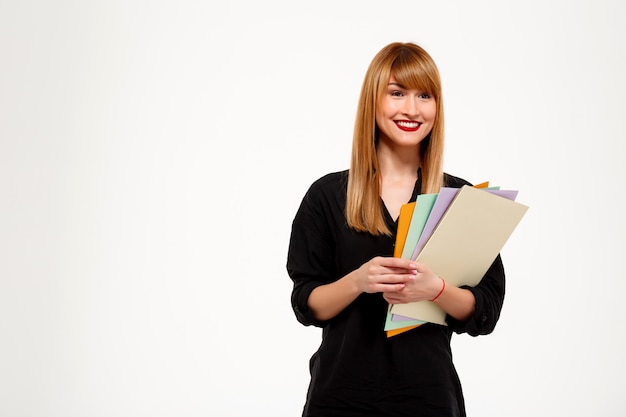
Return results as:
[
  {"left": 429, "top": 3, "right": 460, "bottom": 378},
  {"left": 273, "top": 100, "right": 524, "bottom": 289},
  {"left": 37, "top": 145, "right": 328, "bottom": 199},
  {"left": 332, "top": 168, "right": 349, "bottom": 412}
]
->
[{"left": 375, "top": 74, "right": 437, "bottom": 149}]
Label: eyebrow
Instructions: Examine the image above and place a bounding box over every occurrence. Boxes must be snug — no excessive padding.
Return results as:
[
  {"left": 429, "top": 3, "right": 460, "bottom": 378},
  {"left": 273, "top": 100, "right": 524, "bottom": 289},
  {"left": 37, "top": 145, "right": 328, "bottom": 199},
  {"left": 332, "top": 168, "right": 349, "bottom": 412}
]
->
[{"left": 388, "top": 82, "right": 406, "bottom": 88}]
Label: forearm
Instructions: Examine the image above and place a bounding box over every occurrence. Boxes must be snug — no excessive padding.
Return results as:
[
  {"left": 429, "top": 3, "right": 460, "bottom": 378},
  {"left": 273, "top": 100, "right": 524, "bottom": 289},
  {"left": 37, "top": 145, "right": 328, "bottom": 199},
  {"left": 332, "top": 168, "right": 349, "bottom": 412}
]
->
[
  {"left": 432, "top": 282, "right": 476, "bottom": 322},
  {"left": 308, "top": 271, "right": 362, "bottom": 321},
  {"left": 307, "top": 256, "right": 417, "bottom": 322}
]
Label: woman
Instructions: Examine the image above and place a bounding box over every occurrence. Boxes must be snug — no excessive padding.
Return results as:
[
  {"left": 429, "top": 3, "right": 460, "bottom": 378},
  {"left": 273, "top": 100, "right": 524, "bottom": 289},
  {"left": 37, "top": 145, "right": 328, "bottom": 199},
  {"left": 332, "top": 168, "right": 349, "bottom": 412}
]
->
[{"left": 287, "top": 42, "right": 505, "bottom": 417}]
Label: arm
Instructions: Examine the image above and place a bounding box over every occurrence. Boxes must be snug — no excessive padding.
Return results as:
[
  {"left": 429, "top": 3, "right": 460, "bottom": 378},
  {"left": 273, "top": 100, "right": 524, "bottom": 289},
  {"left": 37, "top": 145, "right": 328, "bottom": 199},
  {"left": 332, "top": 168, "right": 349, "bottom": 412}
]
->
[
  {"left": 308, "top": 256, "right": 418, "bottom": 321},
  {"left": 382, "top": 256, "right": 505, "bottom": 334},
  {"left": 432, "top": 284, "right": 475, "bottom": 322},
  {"left": 307, "top": 271, "right": 361, "bottom": 322},
  {"left": 447, "top": 255, "right": 506, "bottom": 335},
  {"left": 382, "top": 262, "right": 476, "bottom": 321}
]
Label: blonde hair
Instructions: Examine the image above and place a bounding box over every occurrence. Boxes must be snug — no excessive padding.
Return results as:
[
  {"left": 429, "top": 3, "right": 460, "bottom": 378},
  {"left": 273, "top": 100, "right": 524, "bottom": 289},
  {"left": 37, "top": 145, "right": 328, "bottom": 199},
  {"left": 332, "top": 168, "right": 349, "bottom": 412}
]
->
[{"left": 346, "top": 42, "right": 445, "bottom": 236}]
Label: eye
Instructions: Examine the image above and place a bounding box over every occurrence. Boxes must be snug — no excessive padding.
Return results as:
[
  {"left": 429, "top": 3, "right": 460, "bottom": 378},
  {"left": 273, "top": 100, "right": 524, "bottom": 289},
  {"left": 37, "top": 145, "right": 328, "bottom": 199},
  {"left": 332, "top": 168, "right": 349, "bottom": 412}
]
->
[
  {"left": 419, "top": 93, "right": 432, "bottom": 99},
  {"left": 390, "top": 90, "right": 404, "bottom": 97}
]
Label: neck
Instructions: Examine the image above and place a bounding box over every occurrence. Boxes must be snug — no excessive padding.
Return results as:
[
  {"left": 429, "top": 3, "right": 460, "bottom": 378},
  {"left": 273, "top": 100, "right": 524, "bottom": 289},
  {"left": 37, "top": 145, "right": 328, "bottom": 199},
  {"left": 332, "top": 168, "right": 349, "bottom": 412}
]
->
[{"left": 376, "top": 143, "right": 421, "bottom": 180}]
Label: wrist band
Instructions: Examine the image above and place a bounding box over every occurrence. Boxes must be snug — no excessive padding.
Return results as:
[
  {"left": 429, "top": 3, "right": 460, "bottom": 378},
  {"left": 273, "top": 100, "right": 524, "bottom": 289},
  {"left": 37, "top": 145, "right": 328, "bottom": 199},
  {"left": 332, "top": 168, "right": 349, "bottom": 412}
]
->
[{"left": 430, "top": 277, "right": 446, "bottom": 302}]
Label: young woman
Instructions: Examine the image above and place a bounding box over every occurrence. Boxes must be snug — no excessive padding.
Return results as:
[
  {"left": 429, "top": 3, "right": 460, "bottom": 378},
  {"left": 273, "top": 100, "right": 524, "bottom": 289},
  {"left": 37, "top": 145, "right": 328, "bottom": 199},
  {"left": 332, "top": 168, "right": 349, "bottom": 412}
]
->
[{"left": 287, "top": 42, "right": 505, "bottom": 417}]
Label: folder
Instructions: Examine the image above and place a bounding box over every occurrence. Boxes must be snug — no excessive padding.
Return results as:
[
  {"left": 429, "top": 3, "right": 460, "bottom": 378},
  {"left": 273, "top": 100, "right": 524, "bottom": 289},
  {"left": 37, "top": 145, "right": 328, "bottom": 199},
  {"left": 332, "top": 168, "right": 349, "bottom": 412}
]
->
[
  {"left": 410, "top": 186, "right": 511, "bottom": 261},
  {"left": 384, "top": 303, "right": 424, "bottom": 336},
  {"left": 390, "top": 185, "right": 529, "bottom": 325},
  {"left": 394, "top": 202, "right": 415, "bottom": 258},
  {"left": 410, "top": 187, "right": 463, "bottom": 260},
  {"left": 385, "top": 182, "right": 494, "bottom": 336},
  {"left": 402, "top": 193, "right": 437, "bottom": 260}
]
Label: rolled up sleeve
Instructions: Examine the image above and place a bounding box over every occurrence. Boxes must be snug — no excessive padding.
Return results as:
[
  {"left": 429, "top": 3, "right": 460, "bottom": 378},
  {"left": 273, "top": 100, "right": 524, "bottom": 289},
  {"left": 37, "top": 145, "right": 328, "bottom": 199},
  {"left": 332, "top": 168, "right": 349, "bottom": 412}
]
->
[
  {"left": 286, "top": 189, "right": 337, "bottom": 328},
  {"left": 447, "top": 254, "right": 506, "bottom": 336}
]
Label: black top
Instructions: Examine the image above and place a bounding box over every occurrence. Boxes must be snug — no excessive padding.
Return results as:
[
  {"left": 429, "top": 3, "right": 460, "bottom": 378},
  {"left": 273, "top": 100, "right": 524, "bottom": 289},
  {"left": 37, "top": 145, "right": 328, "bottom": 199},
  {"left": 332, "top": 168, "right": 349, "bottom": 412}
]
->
[{"left": 287, "top": 170, "right": 506, "bottom": 417}]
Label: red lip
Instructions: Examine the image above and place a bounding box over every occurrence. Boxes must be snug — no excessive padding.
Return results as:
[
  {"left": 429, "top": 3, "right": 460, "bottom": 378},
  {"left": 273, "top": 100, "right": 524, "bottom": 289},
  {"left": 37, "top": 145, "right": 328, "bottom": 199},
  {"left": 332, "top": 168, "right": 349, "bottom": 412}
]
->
[{"left": 395, "top": 121, "right": 421, "bottom": 132}]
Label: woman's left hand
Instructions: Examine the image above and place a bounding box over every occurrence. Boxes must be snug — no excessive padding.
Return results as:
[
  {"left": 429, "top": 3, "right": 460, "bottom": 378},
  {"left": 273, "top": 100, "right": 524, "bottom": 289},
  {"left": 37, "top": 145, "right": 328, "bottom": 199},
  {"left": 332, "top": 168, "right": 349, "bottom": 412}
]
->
[{"left": 382, "top": 262, "right": 444, "bottom": 304}]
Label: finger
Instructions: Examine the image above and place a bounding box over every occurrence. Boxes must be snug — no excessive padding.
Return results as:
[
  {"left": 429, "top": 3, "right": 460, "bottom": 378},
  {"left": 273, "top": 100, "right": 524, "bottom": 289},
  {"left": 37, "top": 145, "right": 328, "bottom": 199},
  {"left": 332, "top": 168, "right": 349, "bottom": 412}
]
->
[
  {"left": 383, "top": 289, "right": 405, "bottom": 304},
  {"left": 382, "top": 283, "right": 407, "bottom": 294},
  {"left": 383, "top": 294, "right": 395, "bottom": 304},
  {"left": 380, "top": 268, "right": 411, "bottom": 278},
  {"left": 377, "top": 274, "right": 413, "bottom": 285},
  {"left": 413, "top": 262, "right": 432, "bottom": 274},
  {"left": 374, "top": 256, "right": 416, "bottom": 270}
]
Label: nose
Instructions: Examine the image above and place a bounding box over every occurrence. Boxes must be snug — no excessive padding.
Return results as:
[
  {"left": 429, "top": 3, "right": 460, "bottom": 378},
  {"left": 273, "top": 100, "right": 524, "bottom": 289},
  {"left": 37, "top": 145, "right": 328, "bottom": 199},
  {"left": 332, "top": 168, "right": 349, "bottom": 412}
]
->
[{"left": 402, "top": 97, "right": 419, "bottom": 117}]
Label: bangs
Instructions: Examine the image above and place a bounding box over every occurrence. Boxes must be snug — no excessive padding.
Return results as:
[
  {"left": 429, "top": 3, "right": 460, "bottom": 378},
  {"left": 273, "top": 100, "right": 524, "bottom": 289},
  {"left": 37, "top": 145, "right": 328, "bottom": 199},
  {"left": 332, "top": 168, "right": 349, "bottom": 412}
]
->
[{"left": 390, "top": 51, "right": 440, "bottom": 98}]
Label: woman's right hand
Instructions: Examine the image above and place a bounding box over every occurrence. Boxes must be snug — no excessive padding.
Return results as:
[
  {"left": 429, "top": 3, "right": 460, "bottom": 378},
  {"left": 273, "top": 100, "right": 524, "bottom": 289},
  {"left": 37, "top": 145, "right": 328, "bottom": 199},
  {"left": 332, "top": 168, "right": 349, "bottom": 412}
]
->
[{"left": 354, "top": 256, "right": 418, "bottom": 294}]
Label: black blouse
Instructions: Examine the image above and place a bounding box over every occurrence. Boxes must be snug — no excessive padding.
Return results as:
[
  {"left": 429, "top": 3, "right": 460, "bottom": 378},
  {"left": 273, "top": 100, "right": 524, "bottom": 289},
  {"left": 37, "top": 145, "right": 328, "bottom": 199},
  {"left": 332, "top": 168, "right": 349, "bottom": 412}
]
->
[{"left": 287, "top": 170, "right": 505, "bottom": 417}]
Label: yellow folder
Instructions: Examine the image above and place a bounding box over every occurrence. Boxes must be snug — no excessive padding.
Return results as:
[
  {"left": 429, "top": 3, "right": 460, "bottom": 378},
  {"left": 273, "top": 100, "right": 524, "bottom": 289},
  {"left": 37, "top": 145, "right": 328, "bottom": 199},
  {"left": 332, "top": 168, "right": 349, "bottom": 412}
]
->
[{"left": 394, "top": 202, "right": 415, "bottom": 258}]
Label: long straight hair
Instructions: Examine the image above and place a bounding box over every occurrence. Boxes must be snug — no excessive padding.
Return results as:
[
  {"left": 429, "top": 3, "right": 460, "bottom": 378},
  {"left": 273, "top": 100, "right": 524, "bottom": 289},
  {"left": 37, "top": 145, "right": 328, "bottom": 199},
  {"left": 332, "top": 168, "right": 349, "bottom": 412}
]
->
[{"left": 346, "top": 42, "right": 445, "bottom": 236}]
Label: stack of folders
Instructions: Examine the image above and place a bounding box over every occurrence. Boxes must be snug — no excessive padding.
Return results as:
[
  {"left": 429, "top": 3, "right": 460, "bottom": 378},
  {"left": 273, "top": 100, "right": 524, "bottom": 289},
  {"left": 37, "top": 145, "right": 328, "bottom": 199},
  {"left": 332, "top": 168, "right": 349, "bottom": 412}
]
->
[{"left": 385, "top": 182, "right": 529, "bottom": 337}]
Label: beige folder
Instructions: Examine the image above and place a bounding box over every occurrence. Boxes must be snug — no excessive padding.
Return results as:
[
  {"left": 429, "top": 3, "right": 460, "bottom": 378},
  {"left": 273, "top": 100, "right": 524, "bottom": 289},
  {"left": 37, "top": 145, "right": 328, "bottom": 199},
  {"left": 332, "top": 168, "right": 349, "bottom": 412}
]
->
[{"left": 390, "top": 185, "right": 529, "bottom": 325}]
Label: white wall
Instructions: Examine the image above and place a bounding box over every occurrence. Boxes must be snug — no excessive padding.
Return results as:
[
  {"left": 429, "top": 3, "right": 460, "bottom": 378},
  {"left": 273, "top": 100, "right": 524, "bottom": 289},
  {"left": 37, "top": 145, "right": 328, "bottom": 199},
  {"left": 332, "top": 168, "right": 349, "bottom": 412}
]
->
[{"left": 1, "top": 1, "right": 625, "bottom": 416}]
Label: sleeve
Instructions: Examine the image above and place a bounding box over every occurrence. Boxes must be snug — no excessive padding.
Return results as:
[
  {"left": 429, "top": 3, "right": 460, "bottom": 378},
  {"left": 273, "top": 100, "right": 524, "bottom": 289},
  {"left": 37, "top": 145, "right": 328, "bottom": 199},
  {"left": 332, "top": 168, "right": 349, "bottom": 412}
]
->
[
  {"left": 446, "top": 254, "right": 506, "bottom": 336},
  {"left": 286, "top": 187, "right": 337, "bottom": 328}
]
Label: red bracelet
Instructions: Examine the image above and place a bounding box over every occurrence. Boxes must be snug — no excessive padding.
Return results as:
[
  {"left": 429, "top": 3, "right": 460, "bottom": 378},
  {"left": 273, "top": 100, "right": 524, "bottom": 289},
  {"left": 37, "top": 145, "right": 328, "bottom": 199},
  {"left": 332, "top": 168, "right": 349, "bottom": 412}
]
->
[{"left": 430, "top": 277, "right": 446, "bottom": 302}]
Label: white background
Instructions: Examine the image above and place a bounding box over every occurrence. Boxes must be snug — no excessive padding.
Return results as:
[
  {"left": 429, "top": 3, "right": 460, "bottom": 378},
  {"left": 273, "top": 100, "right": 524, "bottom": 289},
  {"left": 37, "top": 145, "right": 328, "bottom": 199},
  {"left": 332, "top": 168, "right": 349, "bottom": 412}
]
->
[{"left": 1, "top": 1, "right": 625, "bottom": 416}]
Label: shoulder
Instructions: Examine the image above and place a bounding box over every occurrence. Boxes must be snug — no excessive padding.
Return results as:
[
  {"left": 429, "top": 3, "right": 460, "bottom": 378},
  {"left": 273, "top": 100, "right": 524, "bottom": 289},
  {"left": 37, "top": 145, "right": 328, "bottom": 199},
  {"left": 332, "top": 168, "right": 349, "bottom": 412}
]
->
[
  {"left": 293, "top": 170, "right": 349, "bottom": 221},
  {"left": 305, "top": 170, "right": 349, "bottom": 199},
  {"left": 293, "top": 170, "right": 348, "bottom": 228},
  {"left": 443, "top": 172, "right": 472, "bottom": 188}
]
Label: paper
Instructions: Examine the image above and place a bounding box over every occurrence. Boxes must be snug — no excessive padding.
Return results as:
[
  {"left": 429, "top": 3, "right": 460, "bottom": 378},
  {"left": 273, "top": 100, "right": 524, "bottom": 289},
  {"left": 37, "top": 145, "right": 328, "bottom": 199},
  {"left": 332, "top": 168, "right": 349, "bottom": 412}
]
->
[
  {"left": 391, "top": 185, "right": 528, "bottom": 325},
  {"left": 394, "top": 202, "right": 415, "bottom": 258},
  {"left": 401, "top": 193, "right": 437, "bottom": 260},
  {"left": 390, "top": 187, "right": 515, "bottom": 324},
  {"left": 410, "top": 187, "right": 461, "bottom": 260},
  {"left": 384, "top": 305, "right": 425, "bottom": 331}
]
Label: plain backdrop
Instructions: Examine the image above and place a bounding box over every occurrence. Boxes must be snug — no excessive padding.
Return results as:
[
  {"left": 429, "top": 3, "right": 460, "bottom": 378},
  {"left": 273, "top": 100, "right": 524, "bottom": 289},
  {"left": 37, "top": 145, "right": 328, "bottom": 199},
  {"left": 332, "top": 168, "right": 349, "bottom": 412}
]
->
[{"left": 1, "top": 1, "right": 625, "bottom": 416}]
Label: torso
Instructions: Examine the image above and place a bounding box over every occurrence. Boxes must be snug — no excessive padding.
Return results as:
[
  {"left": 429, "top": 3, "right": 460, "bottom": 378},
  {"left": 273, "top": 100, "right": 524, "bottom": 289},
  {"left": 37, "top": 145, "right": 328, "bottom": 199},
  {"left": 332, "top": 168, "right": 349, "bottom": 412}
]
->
[{"left": 288, "top": 170, "right": 479, "bottom": 417}]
